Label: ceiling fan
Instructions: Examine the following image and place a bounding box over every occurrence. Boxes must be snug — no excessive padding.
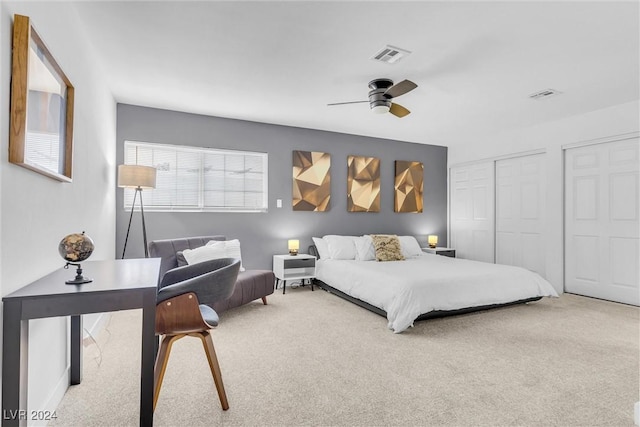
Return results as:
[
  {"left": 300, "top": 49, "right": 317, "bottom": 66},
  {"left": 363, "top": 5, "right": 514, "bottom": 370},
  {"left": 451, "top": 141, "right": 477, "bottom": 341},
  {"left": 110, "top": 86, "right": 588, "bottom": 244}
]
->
[{"left": 328, "top": 78, "right": 418, "bottom": 118}]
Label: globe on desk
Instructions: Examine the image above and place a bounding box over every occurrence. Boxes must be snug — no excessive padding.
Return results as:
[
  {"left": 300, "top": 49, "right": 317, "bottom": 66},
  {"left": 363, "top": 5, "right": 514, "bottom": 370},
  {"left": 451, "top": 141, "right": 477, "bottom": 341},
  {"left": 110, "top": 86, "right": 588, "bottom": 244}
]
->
[{"left": 59, "top": 232, "right": 94, "bottom": 284}]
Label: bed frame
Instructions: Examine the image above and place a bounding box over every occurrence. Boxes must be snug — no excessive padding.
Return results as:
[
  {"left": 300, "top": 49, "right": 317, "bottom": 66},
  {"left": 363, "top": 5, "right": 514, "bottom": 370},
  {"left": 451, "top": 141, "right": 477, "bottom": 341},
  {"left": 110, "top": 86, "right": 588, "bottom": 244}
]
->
[{"left": 308, "top": 245, "right": 542, "bottom": 323}]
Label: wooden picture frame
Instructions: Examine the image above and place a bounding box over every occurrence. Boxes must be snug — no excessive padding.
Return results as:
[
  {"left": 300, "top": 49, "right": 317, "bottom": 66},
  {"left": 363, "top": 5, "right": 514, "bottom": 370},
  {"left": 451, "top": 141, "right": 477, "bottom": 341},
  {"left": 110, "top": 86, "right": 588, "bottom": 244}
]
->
[{"left": 9, "top": 14, "right": 74, "bottom": 182}]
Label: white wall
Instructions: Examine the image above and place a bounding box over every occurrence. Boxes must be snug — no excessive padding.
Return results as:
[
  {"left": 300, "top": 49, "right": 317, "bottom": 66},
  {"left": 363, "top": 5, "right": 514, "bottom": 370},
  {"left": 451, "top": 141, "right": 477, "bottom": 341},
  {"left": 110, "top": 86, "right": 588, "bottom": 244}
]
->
[
  {"left": 0, "top": 2, "right": 116, "bottom": 422},
  {"left": 448, "top": 100, "right": 640, "bottom": 293}
]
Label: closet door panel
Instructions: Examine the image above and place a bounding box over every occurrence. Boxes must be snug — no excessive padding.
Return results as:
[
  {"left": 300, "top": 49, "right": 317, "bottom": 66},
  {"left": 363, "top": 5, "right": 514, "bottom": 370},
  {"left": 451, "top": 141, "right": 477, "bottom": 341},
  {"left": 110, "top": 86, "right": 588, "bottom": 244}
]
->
[
  {"left": 495, "top": 154, "right": 546, "bottom": 277},
  {"left": 449, "top": 162, "right": 495, "bottom": 262},
  {"left": 565, "top": 138, "right": 639, "bottom": 305}
]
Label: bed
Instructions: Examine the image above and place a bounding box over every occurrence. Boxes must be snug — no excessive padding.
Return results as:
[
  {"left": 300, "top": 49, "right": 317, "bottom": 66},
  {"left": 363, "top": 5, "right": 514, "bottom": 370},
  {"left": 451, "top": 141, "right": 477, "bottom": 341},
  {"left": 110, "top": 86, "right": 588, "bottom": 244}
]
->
[{"left": 310, "top": 235, "right": 558, "bottom": 333}]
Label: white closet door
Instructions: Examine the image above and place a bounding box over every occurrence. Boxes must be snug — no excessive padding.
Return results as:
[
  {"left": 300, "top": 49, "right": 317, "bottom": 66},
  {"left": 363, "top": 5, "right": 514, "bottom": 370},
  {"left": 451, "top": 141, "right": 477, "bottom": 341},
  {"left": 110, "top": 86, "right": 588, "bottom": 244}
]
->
[
  {"left": 565, "top": 138, "right": 639, "bottom": 305},
  {"left": 495, "top": 154, "right": 546, "bottom": 277},
  {"left": 449, "top": 162, "right": 495, "bottom": 262}
]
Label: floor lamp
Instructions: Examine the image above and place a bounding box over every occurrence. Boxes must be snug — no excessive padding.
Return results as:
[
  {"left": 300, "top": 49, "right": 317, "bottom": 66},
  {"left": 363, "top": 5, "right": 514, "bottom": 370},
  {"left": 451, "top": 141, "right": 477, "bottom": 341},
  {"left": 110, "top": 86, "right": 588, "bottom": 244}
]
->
[{"left": 118, "top": 165, "right": 157, "bottom": 258}]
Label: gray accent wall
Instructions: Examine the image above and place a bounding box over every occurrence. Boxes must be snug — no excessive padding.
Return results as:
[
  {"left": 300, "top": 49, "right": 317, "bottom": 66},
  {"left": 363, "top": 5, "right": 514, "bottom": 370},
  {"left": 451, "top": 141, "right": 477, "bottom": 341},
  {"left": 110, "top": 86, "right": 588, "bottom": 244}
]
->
[{"left": 116, "top": 104, "right": 447, "bottom": 270}]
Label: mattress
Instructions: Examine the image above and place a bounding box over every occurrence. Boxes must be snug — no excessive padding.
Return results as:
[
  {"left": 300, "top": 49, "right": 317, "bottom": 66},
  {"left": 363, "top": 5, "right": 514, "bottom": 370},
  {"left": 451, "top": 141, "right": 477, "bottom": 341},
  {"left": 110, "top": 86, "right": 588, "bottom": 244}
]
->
[{"left": 315, "top": 253, "right": 558, "bottom": 333}]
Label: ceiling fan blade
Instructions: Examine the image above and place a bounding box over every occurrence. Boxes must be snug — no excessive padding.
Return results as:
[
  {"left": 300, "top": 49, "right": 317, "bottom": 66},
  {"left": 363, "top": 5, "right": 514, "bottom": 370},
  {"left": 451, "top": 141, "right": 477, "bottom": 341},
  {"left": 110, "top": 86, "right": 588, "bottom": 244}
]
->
[
  {"left": 327, "top": 100, "right": 369, "bottom": 106},
  {"left": 389, "top": 103, "right": 411, "bottom": 118},
  {"left": 384, "top": 79, "right": 418, "bottom": 99}
]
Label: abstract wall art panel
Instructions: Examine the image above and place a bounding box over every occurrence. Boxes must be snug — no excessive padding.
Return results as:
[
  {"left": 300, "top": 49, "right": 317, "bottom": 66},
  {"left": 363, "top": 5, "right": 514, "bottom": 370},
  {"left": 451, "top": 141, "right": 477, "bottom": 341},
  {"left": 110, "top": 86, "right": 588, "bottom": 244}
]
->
[
  {"left": 347, "top": 155, "right": 380, "bottom": 212},
  {"left": 292, "top": 150, "right": 331, "bottom": 211},
  {"left": 394, "top": 160, "right": 424, "bottom": 213}
]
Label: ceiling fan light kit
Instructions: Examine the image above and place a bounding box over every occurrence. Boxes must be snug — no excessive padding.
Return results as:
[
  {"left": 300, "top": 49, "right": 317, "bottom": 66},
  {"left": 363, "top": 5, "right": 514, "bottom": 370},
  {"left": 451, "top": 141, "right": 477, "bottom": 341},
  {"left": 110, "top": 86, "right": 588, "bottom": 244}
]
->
[
  {"left": 328, "top": 78, "right": 418, "bottom": 118},
  {"left": 371, "top": 104, "right": 391, "bottom": 114}
]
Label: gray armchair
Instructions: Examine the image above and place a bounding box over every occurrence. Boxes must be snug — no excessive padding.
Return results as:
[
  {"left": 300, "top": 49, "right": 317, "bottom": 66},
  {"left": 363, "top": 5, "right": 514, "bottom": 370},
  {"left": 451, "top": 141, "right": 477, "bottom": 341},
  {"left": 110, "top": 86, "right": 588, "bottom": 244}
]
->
[{"left": 153, "top": 257, "right": 241, "bottom": 412}]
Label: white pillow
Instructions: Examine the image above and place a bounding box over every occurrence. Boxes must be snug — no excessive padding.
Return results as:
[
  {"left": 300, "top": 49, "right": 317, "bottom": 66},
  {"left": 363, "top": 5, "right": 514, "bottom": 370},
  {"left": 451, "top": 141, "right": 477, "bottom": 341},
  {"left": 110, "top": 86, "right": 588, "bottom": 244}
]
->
[
  {"left": 323, "top": 235, "right": 357, "bottom": 260},
  {"left": 182, "top": 241, "right": 226, "bottom": 265},
  {"left": 213, "top": 239, "right": 245, "bottom": 271},
  {"left": 312, "top": 237, "right": 330, "bottom": 260},
  {"left": 398, "top": 235, "right": 423, "bottom": 258},
  {"left": 354, "top": 235, "right": 375, "bottom": 261},
  {"left": 182, "top": 239, "right": 246, "bottom": 271}
]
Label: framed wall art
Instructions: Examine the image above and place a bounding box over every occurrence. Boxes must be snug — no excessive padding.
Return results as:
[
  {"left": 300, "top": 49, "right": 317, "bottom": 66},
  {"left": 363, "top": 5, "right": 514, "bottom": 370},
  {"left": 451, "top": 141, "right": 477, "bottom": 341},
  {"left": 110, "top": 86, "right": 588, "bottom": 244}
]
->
[
  {"left": 347, "top": 155, "right": 380, "bottom": 212},
  {"left": 9, "top": 14, "right": 75, "bottom": 182},
  {"left": 292, "top": 150, "right": 331, "bottom": 211},
  {"left": 394, "top": 160, "right": 423, "bottom": 213}
]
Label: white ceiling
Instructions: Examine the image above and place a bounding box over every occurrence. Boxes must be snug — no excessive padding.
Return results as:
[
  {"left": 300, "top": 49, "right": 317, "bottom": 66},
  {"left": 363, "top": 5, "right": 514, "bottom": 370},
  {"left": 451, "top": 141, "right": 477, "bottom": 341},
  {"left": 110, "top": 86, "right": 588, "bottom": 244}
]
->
[{"left": 71, "top": 1, "right": 639, "bottom": 148}]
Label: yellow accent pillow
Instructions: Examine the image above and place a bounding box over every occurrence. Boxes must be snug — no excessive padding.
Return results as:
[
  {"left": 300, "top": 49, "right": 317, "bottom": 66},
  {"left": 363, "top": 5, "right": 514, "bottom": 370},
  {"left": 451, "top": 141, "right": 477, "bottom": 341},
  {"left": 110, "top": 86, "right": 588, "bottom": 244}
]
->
[{"left": 370, "top": 234, "right": 405, "bottom": 262}]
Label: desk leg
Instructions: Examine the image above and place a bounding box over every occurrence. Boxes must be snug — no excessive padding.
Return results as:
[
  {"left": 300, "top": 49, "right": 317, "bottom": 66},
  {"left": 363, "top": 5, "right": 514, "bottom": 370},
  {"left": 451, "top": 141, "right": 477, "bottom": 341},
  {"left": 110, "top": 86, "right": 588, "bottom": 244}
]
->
[
  {"left": 2, "top": 301, "right": 28, "bottom": 427},
  {"left": 70, "top": 315, "right": 83, "bottom": 385},
  {"left": 139, "top": 291, "right": 156, "bottom": 427}
]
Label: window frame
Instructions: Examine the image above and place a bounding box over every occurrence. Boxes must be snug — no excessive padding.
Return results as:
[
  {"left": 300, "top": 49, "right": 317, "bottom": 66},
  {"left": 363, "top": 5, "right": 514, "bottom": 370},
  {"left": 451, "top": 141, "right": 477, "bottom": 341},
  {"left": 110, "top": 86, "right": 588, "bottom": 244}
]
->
[{"left": 123, "top": 140, "right": 268, "bottom": 213}]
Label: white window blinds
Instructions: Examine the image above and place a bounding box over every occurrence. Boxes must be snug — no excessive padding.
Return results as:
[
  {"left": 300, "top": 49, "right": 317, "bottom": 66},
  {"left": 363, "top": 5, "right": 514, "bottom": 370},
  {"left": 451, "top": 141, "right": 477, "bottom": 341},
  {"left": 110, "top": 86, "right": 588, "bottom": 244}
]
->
[
  {"left": 25, "top": 130, "right": 61, "bottom": 173},
  {"left": 123, "top": 141, "right": 268, "bottom": 212}
]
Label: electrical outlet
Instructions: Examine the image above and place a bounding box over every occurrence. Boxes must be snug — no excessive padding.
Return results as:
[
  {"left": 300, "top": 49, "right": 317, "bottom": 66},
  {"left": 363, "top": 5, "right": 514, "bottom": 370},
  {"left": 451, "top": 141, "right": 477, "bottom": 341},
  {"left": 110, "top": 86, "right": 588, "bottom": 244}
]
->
[{"left": 276, "top": 199, "right": 282, "bottom": 208}]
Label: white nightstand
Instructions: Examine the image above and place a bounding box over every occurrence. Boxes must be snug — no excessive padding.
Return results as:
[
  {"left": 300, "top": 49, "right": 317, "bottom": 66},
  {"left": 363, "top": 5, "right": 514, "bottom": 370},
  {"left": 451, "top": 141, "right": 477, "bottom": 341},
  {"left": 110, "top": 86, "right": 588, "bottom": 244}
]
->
[
  {"left": 422, "top": 247, "right": 456, "bottom": 258},
  {"left": 273, "top": 254, "right": 316, "bottom": 294}
]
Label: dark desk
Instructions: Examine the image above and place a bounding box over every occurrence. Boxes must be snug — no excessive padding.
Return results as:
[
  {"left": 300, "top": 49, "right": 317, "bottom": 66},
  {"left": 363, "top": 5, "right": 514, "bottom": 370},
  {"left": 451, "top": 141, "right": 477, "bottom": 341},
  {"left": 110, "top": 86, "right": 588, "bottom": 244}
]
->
[{"left": 1, "top": 258, "right": 160, "bottom": 427}]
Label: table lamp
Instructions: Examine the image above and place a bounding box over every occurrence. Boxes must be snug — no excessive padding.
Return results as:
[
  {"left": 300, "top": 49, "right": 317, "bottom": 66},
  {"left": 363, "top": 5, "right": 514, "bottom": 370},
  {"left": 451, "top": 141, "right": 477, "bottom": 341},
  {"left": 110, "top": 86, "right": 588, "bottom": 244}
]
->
[
  {"left": 288, "top": 239, "right": 299, "bottom": 256},
  {"left": 118, "top": 165, "right": 156, "bottom": 258},
  {"left": 428, "top": 235, "right": 438, "bottom": 248}
]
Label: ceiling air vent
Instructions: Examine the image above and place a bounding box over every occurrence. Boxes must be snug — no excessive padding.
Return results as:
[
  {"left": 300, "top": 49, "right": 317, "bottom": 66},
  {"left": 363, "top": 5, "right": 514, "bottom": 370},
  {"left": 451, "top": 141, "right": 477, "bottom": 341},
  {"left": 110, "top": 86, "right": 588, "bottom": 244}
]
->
[
  {"left": 529, "top": 88, "right": 560, "bottom": 100},
  {"left": 371, "top": 45, "right": 411, "bottom": 64}
]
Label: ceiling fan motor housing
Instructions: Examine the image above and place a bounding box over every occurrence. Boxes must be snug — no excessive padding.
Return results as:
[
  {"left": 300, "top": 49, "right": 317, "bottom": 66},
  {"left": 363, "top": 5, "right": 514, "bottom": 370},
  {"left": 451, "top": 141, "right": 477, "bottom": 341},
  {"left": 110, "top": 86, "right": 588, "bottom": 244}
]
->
[{"left": 368, "top": 78, "right": 393, "bottom": 113}]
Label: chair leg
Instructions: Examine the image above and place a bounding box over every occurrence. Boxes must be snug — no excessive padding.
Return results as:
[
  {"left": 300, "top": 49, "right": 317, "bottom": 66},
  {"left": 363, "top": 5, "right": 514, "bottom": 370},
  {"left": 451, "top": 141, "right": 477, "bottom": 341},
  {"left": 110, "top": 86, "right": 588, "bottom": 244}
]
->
[
  {"left": 194, "top": 331, "right": 229, "bottom": 410},
  {"left": 154, "top": 334, "right": 183, "bottom": 411},
  {"left": 261, "top": 296, "right": 268, "bottom": 305}
]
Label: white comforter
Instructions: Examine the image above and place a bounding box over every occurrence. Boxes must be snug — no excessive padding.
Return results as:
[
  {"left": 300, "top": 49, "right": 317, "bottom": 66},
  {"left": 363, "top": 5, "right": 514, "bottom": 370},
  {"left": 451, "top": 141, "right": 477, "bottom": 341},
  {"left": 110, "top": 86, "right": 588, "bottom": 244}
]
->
[{"left": 315, "top": 254, "right": 558, "bottom": 333}]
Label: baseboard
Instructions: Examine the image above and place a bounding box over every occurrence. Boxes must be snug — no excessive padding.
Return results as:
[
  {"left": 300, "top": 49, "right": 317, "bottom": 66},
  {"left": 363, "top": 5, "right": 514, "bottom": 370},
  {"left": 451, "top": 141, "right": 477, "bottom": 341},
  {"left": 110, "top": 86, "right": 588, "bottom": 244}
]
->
[
  {"left": 634, "top": 401, "right": 639, "bottom": 426},
  {"left": 29, "top": 367, "right": 70, "bottom": 427}
]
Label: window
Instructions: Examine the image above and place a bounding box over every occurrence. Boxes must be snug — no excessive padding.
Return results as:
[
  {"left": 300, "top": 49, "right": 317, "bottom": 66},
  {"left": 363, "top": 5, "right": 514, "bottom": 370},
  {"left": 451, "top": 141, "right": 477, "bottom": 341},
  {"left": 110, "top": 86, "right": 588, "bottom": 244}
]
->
[{"left": 123, "top": 141, "right": 268, "bottom": 212}]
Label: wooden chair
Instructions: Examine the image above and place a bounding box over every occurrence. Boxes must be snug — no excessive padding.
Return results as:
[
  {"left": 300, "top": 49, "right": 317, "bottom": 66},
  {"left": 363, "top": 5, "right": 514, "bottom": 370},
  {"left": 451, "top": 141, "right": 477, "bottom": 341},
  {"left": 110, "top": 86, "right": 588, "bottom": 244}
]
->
[{"left": 153, "top": 257, "right": 241, "bottom": 411}]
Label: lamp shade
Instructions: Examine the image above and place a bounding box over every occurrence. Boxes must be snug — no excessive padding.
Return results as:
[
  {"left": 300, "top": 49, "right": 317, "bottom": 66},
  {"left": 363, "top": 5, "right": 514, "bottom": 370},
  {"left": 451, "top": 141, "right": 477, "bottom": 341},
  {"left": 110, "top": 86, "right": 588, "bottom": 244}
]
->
[
  {"left": 288, "top": 239, "right": 299, "bottom": 255},
  {"left": 428, "top": 235, "right": 438, "bottom": 248},
  {"left": 117, "top": 165, "right": 157, "bottom": 189}
]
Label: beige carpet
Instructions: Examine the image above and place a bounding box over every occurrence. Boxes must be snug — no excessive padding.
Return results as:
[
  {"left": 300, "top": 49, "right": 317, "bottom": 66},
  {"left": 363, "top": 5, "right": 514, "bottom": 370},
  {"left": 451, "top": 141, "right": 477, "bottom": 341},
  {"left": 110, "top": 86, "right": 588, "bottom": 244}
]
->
[{"left": 50, "top": 287, "right": 639, "bottom": 426}]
